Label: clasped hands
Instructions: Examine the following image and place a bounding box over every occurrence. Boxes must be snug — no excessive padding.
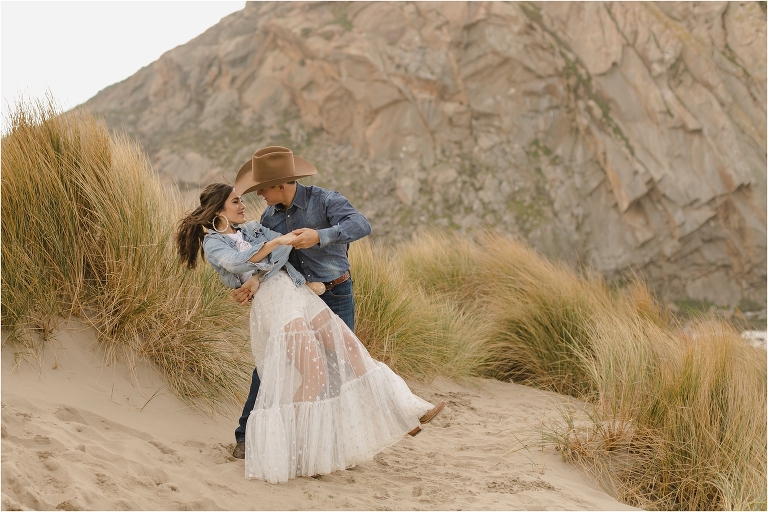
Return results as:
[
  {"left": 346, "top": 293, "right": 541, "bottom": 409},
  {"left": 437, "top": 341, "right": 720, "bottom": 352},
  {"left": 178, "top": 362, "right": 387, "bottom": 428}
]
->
[{"left": 231, "top": 228, "right": 321, "bottom": 305}]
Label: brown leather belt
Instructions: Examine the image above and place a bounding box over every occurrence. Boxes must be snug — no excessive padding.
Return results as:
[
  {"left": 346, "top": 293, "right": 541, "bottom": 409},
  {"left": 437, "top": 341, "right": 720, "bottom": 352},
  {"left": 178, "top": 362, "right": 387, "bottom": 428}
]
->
[{"left": 324, "top": 270, "right": 351, "bottom": 292}]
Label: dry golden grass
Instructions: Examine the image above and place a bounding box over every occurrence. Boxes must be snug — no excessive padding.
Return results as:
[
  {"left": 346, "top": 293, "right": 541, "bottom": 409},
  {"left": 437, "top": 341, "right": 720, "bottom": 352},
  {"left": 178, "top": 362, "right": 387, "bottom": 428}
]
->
[
  {"left": 545, "top": 316, "right": 766, "bottom": 510},
  {"left": 397, "top": 229, "right": 765, "bottom": 510},
  {"left": 350, "top": 238, "right": 488, "bottom": 381},
  {"left": 1, "top": 99, "right": 251, "bottom": 412},
  {"left": 399, "top": 229, "right": 616, "bottom": 394}
]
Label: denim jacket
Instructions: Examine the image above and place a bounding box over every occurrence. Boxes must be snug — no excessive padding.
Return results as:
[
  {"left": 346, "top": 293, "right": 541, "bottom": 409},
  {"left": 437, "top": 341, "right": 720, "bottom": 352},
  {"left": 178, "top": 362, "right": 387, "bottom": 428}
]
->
[
  {"left": 260, "top": 183, "right": 371, "bottom": 282},
  {"left": 202, "top": 221, "right": 306, "bottom": 289}
]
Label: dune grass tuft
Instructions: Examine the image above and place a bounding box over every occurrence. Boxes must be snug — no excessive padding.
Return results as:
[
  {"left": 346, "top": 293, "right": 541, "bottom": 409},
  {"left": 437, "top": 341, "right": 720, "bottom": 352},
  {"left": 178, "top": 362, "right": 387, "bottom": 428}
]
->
[
  {"left": 544, "top": 316, "right": 766, "bottom": 510},
  {"left": 2, "top": 99, "right": 251, "bottom": 412},
  {"left": 350, "top": 238, "right": 488, "bottom": 381},
  {"left": 399, "top": 229, "right": 617, "bottom": 394}
]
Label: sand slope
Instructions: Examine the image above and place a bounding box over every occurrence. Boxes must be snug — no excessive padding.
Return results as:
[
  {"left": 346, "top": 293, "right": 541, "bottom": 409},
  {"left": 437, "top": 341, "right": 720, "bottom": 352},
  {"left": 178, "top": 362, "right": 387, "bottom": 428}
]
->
[{"left": 2, "top": 321, "right": 637, "bottom": 510}]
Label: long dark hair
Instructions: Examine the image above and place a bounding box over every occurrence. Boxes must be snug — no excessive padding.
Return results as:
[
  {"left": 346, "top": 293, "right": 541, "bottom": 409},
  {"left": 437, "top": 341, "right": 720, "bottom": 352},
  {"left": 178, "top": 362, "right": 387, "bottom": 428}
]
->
[{"left": 176, "top": 183, "right": 233, "bottom": 269}]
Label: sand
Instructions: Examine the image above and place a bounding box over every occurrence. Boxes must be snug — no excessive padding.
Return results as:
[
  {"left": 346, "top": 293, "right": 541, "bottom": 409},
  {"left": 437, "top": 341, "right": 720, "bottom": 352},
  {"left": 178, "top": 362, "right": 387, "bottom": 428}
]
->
[{"left": 2, "top": 320, "right": 638, "bottom": 511}]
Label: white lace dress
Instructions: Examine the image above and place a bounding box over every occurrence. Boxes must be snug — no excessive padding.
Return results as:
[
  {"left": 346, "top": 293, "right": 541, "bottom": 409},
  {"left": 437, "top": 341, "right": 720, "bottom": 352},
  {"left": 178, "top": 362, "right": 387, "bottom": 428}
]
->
[{"left": 245, "top": 270, "right": 433, "bottom": 483}]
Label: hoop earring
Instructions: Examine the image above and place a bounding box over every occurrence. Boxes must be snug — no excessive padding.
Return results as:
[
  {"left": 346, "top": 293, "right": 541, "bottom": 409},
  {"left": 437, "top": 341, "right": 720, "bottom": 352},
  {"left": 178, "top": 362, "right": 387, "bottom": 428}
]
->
[{"left": 212, "top": 214, "right": 229, "bottom": 233}]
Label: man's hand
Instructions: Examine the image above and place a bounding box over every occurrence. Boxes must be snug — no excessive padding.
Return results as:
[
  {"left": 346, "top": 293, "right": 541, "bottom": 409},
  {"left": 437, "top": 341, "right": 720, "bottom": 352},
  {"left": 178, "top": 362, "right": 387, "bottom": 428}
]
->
[{"left": 290, "top": 228, "right": 321, "bottom": 249}]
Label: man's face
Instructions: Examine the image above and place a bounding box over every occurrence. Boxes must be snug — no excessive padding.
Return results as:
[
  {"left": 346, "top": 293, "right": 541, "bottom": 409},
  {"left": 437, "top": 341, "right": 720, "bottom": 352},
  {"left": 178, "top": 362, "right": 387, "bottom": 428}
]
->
[{"left": 257, "top": 185, "right": 283, "bottom": 206}]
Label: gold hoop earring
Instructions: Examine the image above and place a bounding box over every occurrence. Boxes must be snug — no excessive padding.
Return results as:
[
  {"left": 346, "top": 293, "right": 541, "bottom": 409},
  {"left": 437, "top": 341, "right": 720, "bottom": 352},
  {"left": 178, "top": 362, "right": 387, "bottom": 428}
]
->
[{"left": 212, "top": 214, "right": 229, "bottom": 233}]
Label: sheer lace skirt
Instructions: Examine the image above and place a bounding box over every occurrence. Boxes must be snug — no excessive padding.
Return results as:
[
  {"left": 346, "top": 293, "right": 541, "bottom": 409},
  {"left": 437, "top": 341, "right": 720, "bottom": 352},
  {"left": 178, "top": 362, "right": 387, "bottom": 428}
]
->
[{"left": 245, "top": 271, "right": 432, "bottom": 483}]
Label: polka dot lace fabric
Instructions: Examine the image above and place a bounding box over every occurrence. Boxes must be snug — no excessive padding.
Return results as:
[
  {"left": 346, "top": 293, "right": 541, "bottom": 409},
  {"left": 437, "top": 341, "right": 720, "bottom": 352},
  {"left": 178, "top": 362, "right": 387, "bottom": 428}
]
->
[{"left": 245, "top": 271, "right": 433, "bottom": 483}]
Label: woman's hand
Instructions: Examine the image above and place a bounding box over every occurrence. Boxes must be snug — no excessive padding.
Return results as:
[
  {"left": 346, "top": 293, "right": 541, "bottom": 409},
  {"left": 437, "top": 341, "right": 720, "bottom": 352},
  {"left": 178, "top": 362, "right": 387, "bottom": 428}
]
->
[
  {"left": 274, "top": 232, "right": 298, "bottom": 245},
  {"left": 231, "top": 275, "right": 260, "bottom": 305},
  {"left": 231, "top": 286, "right": 252, "bottom": 305},
  {"left": 243, "top": 274, "right": 261, "bottom": 294}
]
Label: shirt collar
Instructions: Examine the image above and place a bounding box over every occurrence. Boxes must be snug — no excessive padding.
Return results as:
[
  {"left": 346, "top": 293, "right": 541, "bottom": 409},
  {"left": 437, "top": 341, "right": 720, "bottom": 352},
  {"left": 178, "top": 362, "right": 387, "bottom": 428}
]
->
[{"left": 275, "top": 182, "right": 308, "bottom": 212}]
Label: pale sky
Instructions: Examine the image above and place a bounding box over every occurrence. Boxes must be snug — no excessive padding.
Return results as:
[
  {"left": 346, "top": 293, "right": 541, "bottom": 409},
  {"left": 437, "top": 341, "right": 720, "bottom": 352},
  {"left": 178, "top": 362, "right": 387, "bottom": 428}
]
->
[{"left": 1, "top": 1, "right": 245, "bottom": 121}]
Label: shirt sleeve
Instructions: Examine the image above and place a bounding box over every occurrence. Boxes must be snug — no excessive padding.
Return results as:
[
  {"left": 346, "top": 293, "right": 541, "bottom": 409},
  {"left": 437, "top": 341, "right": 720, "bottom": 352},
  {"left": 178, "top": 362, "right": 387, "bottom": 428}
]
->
[
  {"left": 202, "top": 235, "right": 273, "bottom": 275},
  {"left": 316, "top": 191, "right": 372, "bottom": 247},
  {"left": 217, "top": 268, "right": 243, "bottom": 289},
  {"left": 261, "top": 225, "right": 286, "bottom": 241},
  {"left": 260, "top": 245, "right": 292, "bottom": 281},
  {"left": 245, "top": 223, "right": 292, "bottom": 279}
]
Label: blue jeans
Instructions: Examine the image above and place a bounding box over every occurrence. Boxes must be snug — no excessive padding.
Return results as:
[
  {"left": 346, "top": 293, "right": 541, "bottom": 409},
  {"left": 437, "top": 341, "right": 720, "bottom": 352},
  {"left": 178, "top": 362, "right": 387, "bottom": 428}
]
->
[
  {"left": 234, "top": 277, "right": 355, "bottom": 443},
  {"left": 317, "top": 278, "right": 355, "bottom": 332}
]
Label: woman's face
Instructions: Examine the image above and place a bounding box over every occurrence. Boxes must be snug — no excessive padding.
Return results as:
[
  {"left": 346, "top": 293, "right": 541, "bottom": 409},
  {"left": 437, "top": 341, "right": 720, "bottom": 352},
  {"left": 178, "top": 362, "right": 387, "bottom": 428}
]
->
[{"left": 218, "top": 189, "right": 246, "bottom": 226}]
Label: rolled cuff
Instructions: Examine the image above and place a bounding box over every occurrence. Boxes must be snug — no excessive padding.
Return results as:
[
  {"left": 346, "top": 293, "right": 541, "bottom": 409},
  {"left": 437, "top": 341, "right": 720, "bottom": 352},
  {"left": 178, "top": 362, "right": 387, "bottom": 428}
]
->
[
  {"left": 219, "top": 271, "right": 242, "bottom": 289},
  {"left": 317, "top": 226, "right": 340, "bottom": 248}
]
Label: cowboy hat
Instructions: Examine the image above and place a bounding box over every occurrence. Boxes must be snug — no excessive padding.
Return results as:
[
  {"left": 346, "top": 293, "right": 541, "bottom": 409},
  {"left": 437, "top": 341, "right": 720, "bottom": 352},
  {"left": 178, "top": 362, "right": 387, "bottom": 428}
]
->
[{"left": 234, "top": 146, "right": 317, "bottom": 195}]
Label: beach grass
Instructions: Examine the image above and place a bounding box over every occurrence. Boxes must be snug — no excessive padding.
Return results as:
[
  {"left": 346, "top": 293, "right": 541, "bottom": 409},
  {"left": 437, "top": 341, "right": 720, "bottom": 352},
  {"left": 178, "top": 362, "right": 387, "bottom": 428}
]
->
[
  {"left": 2, "top": 101, "right": 764, "bottom": 509},
  {"left": 543, "top": 316, "right": 766, "bottom": 510},
  {"left": 396, "top": 229, "right": 765, "bottom": 510},
  {"left": 350, "top": 238, "right": 488, "bottom": 381},
  {"left": 1, "top": 99, "right": 251, "bottom": 412},
  {"left": 399, "top": 230, "right": 625, "bottom": 393}
]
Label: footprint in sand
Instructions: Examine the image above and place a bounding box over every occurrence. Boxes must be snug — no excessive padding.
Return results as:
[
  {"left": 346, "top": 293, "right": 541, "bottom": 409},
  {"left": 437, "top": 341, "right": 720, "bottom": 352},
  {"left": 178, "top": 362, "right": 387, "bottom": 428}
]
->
[{"left": 148, "top": 439, "right": 176, "bottom": 455}]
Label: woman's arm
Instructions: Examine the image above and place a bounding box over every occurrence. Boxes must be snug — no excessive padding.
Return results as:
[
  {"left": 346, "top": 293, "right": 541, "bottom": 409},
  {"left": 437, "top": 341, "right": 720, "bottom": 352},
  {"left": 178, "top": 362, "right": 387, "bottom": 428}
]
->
[
  {"left": 245, "top": 232, "right": 297, "bottom": 264},
  {"left": 203, "top": 232, "right": 297, "bottom": 275},
  {"left": 228, "top": 233, "right": 297, "bottom": 303}
]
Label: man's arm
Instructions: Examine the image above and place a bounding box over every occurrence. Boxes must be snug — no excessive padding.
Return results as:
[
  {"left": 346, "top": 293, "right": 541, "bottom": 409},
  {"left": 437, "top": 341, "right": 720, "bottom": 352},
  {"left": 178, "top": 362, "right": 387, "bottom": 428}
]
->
[{"left": 296, "top": 191, "right": 370, "bottom": 248}]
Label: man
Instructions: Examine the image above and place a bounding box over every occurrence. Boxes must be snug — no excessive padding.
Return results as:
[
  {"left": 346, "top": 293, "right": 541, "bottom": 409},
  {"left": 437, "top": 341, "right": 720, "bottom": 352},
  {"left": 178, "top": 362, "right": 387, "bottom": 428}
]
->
[{"left": 229, "top": 145, "right": 371, "bottom": 458}]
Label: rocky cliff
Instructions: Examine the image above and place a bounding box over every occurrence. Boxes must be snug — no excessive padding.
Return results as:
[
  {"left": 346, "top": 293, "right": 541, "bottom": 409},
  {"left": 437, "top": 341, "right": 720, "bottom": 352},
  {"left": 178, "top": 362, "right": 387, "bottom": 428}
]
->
[{"left": 86, "top": 1, "right": 767, "bottom": 307}]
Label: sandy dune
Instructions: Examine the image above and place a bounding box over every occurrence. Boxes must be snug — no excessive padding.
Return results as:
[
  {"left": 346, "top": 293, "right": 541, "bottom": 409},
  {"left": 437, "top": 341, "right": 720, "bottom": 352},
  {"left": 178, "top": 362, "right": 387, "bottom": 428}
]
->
[{"left": 2, "top": 320, "right": 637, "bottom": 510}]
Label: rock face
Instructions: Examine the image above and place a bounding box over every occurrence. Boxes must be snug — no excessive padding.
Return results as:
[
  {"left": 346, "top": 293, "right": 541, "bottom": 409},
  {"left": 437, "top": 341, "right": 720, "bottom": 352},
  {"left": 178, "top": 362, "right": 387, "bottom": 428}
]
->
[{"left": 86, "top": 1, "right": 766, "bottom": 307}]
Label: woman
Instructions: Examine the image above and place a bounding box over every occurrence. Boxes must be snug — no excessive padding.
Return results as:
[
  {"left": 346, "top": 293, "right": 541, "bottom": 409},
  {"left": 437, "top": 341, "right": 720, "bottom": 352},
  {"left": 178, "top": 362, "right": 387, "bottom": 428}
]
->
[{"left": 176, "top": 183, "right": 444, "bottom": 484}]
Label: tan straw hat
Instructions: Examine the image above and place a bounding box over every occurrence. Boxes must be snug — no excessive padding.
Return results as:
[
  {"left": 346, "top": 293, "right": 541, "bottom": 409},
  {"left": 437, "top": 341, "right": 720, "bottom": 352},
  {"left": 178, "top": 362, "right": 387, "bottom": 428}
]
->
[{"left": 234, "top": 146, "right": 317, "bottom": 195}]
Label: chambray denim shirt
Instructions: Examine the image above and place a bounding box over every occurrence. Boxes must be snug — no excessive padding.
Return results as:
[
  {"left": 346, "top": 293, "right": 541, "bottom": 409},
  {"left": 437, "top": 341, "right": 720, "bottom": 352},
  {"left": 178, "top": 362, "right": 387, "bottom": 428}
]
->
[
  {"left": 260, "top": 183, "right": 371, "bottom": 282},
  {"left": 202, "top": 221, "right": 306, "bottom": 289}
]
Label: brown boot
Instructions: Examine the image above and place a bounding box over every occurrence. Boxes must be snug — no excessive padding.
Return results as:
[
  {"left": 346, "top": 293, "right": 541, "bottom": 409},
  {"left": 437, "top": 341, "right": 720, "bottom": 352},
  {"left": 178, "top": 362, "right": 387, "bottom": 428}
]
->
[
  {"left": 419, "top": 401, "right": 446, "bottom": 424},
  {"left": 232, "top": 441, "right": 245, "bottom": 459},
  {"left": 407, "top": 426, "right": 422, "bottom": 437},
  {"left": 408, "top": 401, "right": 446, "bottom": 437}
]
